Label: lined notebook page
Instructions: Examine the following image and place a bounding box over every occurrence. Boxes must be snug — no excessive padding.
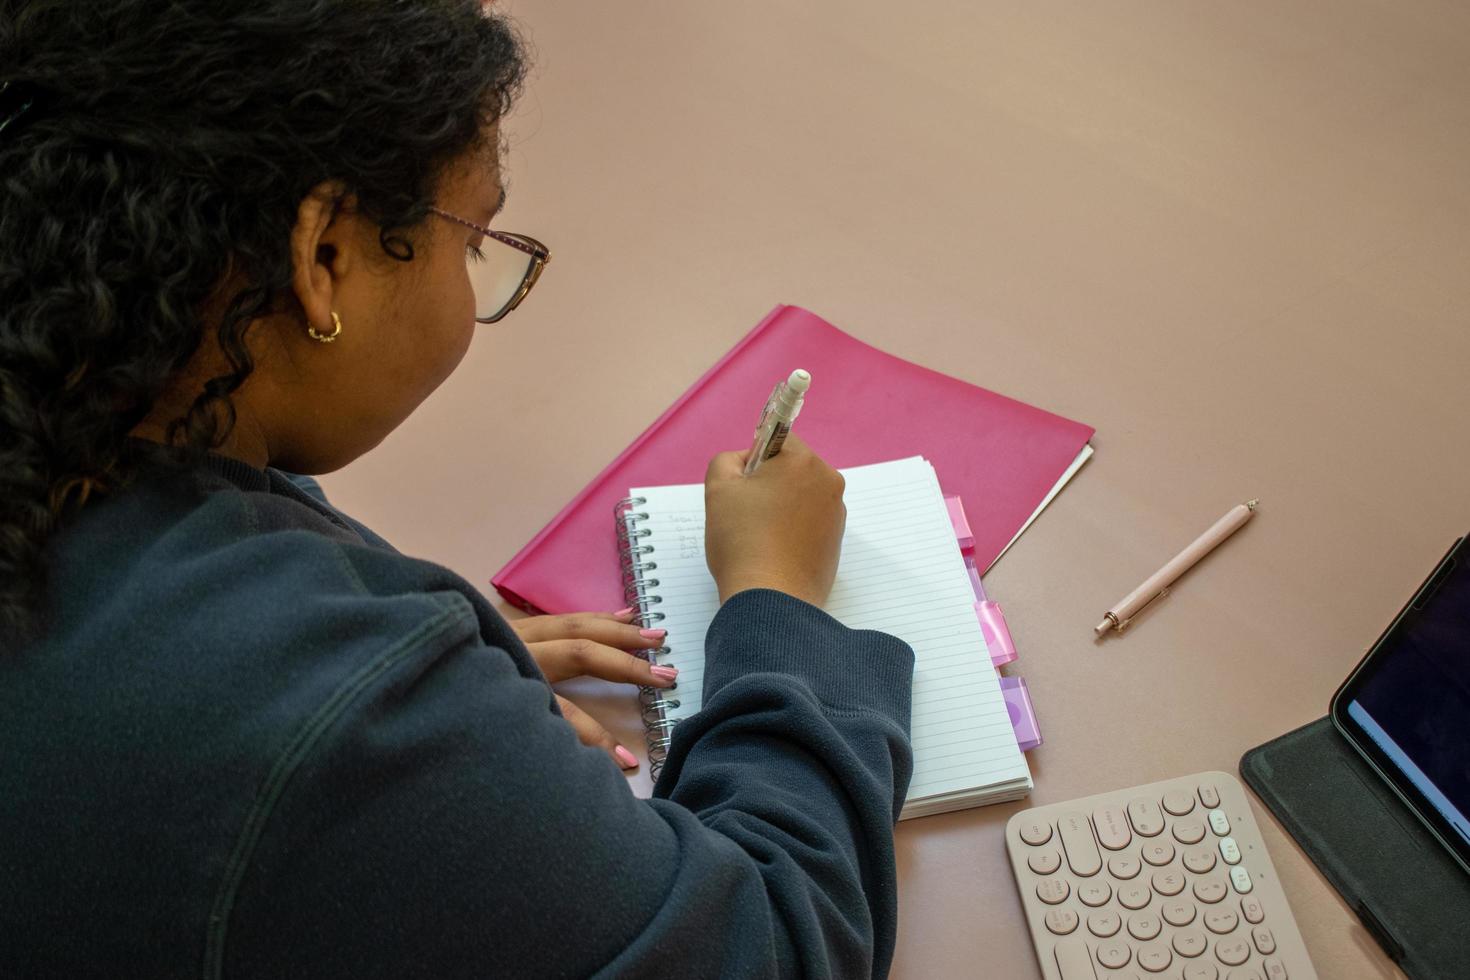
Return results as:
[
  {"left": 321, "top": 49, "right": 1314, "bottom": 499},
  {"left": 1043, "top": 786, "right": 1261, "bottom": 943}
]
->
[{"left": 629, "top": 456, "right": 1031, "bottom": 808}]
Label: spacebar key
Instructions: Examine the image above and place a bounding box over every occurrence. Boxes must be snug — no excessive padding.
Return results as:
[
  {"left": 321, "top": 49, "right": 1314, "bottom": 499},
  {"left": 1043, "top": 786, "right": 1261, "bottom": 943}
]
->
[{"left": 1053, "top": 937, "right": 1099, "bottom": 980}]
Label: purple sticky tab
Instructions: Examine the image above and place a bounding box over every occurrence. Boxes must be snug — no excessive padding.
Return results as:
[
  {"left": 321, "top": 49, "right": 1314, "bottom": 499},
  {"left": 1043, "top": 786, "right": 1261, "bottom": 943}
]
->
[
  {"left": 1000, "top": 675, "right": 1042, "bottom": 751},
  {"left": 944, "top": 494, "right": 974, "bottom": 554},
  {"left": 975, "top": 600, "right": 1016, "bottom": 667}
]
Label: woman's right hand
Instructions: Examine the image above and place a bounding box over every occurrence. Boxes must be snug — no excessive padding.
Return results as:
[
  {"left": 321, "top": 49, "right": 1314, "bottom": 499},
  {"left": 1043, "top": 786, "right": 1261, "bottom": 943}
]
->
[{"left": 703, "top": 432, "right": 846, "bottom": 607}]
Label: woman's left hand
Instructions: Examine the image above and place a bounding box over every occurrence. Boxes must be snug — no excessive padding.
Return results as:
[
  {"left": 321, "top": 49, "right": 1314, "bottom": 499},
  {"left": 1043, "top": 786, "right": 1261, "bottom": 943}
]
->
[{"left": 509, "top": 608, "right": 675, "bottom": 770}]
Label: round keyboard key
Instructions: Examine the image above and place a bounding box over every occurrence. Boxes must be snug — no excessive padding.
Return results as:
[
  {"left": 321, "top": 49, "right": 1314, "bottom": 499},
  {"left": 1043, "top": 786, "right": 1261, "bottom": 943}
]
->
[
  {"left": 1198, "top": 782, "right": 1221, "bottom": 808},
  {"left": 1028, "top": 848, "right": 1062, "bottom": 875},
  {"left": 1252, "top": 925, "right": 1276, "bottom": 954},
  {"left": 1173, "top": 927, "right": 1208, "bottom": 958},
  {"left": 1204, "top": 908, "right": 1239, "bottom": 934},
  {"left": 1194, "top": 876, "right": 1228, "bottom": 904},
  {"left": 1183, "top": 846, "right": 1218, "bottom": 874},
  {"left": 1152, "top": 868, "right": 1186, "bottom": 896},
  {"left": 1108, "top": 854, "right": 1142, "bottom": 880},
  {"left": 1226, "top": 969, "right": 1263, "bottom": 980},
  {"left": 1018, "top": 817, "right": 1052, "bottom": 846},
  {"left": 1127, "top": 797, "right": 1166, "bottom": 836},
  {"left": 1141, "top": 840, "right": 1176, "bottom": 866},
  {"left": 1240, "top": 895, "right": 1265, "bottom": 923},
  {"left": 1118, "top": 882, "right": 1152, "bottom": 910},
  {"left": 1215, "top": 936, "right": 1251, "bottom": 966},
  {"left": 1184, "top": 963, "right": 1220, "bottom": 980},
  {"left": 1208, "top": 808, "right": 1231, "bottom": 836},
  {"left": 1077, "top": 880, "right": 1112, "bottom": 907},
  {"left": 1263, "top": 957, "right": 1288, "bottom": 979},
  {"left": 1096, "top": 940, "right": 1132, "bottom": 969},
  {"left": 1137, "top": 941, "right": 1172, "bottom": 973},
  {"left": 1037, "top": 878, "right": 1070, "bottom": 904},
  {"left": 1128, "top": 911, "right": 1163, "bottom": 941},
  {"left": 1088, "top": 910, "right": 1122, "bottom": 938},
  {"left": 1163, "top": 789, "right": 1196, "bottom": 815},
  {"left": 1044, "top": 907, "right": 1079, "bottom": 935},
  {"left": 1173, "top": 817, "right": 1207, "bottom": 845},
  {"left": 1161, "top": 898, "right": 1196, "bottom": 926}
]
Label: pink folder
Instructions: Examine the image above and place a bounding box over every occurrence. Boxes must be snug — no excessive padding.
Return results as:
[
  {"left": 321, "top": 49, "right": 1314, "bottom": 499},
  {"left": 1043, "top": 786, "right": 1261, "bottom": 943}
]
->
[{"left": 492, "top": 305, "right": 1094, "bottom": 614}]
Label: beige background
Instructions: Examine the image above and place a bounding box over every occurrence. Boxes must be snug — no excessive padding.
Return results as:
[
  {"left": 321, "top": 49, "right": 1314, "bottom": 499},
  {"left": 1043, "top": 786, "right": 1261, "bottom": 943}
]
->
[{"left": 321, "top": 2, "right": 1470, "bottom": 976}]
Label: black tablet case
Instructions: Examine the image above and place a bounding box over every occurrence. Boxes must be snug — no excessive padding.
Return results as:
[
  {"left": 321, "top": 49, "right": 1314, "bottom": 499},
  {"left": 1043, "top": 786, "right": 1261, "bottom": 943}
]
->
[{"left": 1240, "top": 717, "right": 1470, "bottom": 979}]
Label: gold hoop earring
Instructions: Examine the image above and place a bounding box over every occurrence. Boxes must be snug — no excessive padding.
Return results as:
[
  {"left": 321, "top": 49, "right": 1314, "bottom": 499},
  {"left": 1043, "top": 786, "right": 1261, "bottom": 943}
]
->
[{"left": 308, "top": 311, "right": 342, "bottom": 344}]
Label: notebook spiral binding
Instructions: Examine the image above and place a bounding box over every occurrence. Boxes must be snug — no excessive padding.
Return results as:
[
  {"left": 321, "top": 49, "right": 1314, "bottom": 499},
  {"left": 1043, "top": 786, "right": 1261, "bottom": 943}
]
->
[{"left": 615, "top": 496, "right": 677, "bottom": 780}]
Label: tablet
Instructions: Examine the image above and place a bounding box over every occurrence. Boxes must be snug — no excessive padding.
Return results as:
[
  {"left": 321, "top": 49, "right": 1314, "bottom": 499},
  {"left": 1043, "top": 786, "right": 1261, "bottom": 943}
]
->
[{"left": 1331, "top": 536, "right": 1470, "bottom": 877}]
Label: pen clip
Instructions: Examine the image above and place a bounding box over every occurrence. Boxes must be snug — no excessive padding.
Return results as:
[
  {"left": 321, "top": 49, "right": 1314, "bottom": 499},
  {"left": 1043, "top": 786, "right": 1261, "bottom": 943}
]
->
[{"left": 1117, "top": 587, "right": 1170, "bottom": 631}]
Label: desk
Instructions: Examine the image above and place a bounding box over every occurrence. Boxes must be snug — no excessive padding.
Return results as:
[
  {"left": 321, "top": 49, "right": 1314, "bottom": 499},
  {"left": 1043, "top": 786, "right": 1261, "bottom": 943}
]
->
[{"left": 322, "top": 2, "right": 1469, "bottom": 975}]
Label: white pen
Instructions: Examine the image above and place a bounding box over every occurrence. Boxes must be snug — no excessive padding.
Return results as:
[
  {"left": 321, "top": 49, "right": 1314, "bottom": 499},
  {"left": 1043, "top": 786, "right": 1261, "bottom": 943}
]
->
[{"left": 743, "top": 369, "right": 810, "bottom": 476}]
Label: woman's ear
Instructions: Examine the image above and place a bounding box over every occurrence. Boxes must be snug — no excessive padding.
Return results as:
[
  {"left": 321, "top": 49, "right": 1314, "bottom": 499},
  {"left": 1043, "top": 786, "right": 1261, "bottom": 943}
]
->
[{"left": 289, "top": 181, "right": 352, "bottom": 337}]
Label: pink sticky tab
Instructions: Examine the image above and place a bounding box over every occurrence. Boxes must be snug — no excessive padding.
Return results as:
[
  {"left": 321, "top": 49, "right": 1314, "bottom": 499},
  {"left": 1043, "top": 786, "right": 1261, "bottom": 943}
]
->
[
  {"left": 944, "top": 495, "right": 975, "bottom": 554},
  {"left": 1000, "top": 675, "right": 1042, "bottom": 751},
  {"left": 975, "top": 600, "right": 1017, "bottom": 667},
  {"left": 965, "top": 559, "right": 987, "bottom": 602}
]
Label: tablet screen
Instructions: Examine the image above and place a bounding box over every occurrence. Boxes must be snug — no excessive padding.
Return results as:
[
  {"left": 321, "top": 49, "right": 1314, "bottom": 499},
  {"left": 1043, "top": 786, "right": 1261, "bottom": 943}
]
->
[{"left": 1336, "top": 546, "right": 1470, "bottom": 873}]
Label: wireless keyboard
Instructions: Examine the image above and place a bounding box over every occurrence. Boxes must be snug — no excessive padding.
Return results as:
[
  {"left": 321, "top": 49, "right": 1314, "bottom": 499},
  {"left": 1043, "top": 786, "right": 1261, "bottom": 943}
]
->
[{"left": 1005, "top": 771, "right": 1317, "bottom": 980}]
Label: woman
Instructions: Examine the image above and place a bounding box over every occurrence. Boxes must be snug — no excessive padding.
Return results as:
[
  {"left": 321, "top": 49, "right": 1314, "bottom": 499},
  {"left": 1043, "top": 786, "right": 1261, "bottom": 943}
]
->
[{"left": 0, "top": 2, "right": 915, "bottom": 977}]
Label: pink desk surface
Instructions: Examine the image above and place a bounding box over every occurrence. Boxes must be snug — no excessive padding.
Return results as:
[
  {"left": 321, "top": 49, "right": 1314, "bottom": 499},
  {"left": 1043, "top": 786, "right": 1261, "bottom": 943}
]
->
[{"left": 324, "top": 2, "right": 1470, "bottom": 975}]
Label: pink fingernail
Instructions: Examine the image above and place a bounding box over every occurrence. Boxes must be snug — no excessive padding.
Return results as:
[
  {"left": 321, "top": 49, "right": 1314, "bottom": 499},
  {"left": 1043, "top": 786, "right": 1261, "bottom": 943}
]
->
[
  {"left": 613, "top": 607, "right": 636, "bottom": 619},
  {"left": 614, "top": 746, "right": 638, "bottom": 769},
  {"left": 639, "top": 628, "right": 666, "bottom": 640},
  {"left": 650, "top": 665, "right": 679, "bottom": 683}
]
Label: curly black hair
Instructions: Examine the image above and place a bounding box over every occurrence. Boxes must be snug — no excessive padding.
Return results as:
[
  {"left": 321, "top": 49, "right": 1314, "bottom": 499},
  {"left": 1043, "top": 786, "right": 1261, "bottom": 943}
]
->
[{"left": 0, "top": 0, "right": 527, "bottom": 641}]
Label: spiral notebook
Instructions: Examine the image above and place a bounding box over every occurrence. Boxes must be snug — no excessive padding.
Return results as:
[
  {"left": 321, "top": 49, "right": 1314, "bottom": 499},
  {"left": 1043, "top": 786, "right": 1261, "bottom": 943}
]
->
[{"left": 617, "top": 455, "right": 1033, "bottom": 820}]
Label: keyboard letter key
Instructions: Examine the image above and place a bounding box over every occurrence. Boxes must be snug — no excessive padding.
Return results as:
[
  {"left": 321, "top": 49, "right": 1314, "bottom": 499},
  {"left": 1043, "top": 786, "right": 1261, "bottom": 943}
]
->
[
  {"left": 1137, "top": 941, "right": 1173, "bottom": 973},
  {"left": 1096, "top": 940, "right": 1132, "bottom": 969}
]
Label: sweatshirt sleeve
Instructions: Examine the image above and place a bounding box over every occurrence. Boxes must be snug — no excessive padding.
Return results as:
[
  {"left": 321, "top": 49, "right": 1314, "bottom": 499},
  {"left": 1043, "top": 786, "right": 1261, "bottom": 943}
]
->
[{"left": 220, "top": 588, "right": 914, "bottom": 980}]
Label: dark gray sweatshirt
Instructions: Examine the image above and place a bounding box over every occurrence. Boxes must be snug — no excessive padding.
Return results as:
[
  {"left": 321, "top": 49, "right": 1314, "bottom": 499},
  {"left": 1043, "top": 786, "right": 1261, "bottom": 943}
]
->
[{"left": 0, "top": 451, "right": 914, "bottom": 978}]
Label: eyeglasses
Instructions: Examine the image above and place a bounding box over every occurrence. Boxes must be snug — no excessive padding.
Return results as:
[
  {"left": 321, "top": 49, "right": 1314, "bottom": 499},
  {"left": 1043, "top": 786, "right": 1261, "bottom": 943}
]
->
[{"left": 429, "top": 206, "right": 550, "bottom": 323}]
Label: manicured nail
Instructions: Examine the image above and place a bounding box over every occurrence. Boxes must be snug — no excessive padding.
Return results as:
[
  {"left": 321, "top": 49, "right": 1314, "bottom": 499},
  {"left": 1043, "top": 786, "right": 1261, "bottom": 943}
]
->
[
  {"left": 639, "top": 628, "right": 666, "bottom": 641},
  {"left": 650, "top": 665, "right": 679, "bottom": 683},
  {"left": 613, "top": 607, "right": 636, "bottom": 620},
  {"left": 614, "top": 745, "right": 639, "bottom": 769}
]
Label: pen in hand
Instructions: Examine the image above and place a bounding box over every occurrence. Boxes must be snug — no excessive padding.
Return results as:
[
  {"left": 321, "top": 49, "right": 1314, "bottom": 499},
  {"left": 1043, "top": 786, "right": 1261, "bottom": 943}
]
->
[{"left": 744, "top": 369, "right": 810, "bottom": 476}]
